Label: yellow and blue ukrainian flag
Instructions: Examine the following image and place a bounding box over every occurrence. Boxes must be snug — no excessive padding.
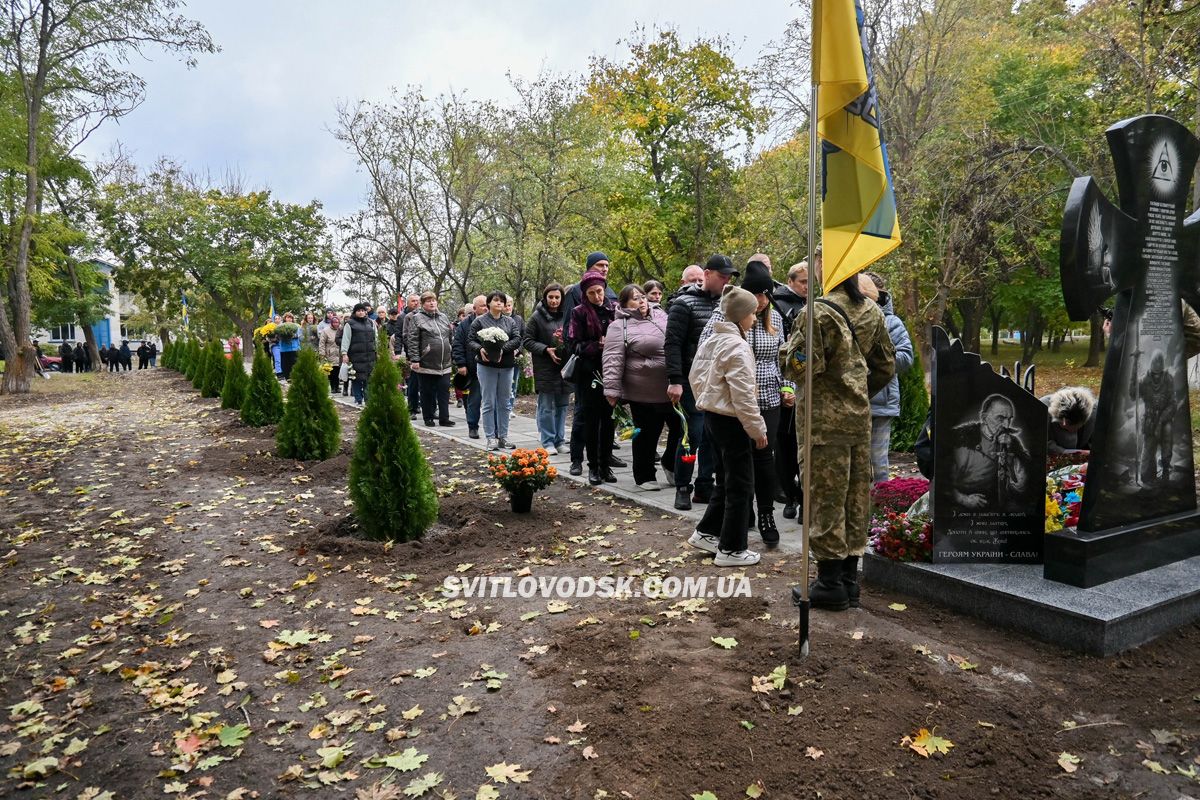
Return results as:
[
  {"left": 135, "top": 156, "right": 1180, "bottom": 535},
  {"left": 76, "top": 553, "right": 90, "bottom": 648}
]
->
[
  {"left": 181, "top": 290, "right": 189, "bottom": 329},
  {"left": 814, "top": 0, "right": 901, "bottom": 293}
]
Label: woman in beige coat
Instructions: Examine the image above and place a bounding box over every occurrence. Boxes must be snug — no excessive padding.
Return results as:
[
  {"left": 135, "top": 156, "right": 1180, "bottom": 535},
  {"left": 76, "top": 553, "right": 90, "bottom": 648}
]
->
[
  {"left": 686, "top": 285, "right": 769, "bottom": 567},
  {"left": 318, "top": 315, "right": 343, "bottom": 394}
]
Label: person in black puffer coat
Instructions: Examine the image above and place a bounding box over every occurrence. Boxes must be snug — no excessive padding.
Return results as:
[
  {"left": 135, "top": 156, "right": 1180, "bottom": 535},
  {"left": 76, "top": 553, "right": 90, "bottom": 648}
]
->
[
  {"left": 523, "top": 283, "right": 573, "bottom": 453},
  {"left": 664, "top": 254, "right": 737, "bottom": 510},
  {"left": 59, "top": 341, "right": 73, "bottom": 373},
  {"left": 340, "top": 303, "right": 378, "bottom": 405}
]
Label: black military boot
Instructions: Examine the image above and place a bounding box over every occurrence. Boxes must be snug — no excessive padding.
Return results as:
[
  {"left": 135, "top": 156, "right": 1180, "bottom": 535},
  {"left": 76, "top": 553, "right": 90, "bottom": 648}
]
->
[
  {"left": 842, "top": 555, "right": 860, "bottom": 608},
  {"left": 810, "top": 560, "right": 850, "bottom": 611},
  {"left": 674, "top": 487, "right": 692, "bottom": 511},
  {"left": 758, "top": 508, "right": 779, "bottom": 548}
]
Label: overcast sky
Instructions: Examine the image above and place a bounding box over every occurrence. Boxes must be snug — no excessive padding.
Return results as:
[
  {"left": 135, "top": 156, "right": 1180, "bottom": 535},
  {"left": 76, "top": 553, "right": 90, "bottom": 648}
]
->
[{"left": 79, "top": 0, "right": 798, "bottom": 220}]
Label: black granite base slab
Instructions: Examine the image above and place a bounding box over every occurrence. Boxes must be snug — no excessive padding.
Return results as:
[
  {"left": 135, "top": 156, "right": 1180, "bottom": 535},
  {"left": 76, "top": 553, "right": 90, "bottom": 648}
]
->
[
  {"left": 863, "top": 552, "right": 1200, "bottom": 655},
  {"left": 1044, "top": 510, "right": 1200, "bottom": 587}
]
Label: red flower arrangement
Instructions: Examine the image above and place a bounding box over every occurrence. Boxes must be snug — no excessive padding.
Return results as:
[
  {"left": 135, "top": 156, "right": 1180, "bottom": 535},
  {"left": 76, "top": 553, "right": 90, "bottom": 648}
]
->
[
  {"left": 869, "top": 511, "right": 933, "bottom": 562},
  {"left": 870, "top": 477, "right": 930, "bottom": 514}
]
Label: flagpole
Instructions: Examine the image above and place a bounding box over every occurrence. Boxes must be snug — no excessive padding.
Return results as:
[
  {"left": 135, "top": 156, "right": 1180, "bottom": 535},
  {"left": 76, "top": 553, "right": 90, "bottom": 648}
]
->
[{"left": 798, "top": 0, "right": 821, "bottom": 659}]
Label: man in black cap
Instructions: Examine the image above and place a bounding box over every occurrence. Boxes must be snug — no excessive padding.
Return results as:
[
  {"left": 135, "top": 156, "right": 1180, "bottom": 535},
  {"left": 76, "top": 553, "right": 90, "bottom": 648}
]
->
[
  {"left": 665, "top": 254, "right": 737, "bottom": 510},
  {"left": 562, "top": 251, "right": 623, "bottom": 476}
]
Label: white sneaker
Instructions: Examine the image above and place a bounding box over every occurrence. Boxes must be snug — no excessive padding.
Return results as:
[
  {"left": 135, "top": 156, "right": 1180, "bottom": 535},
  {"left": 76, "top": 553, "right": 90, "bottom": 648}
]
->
[
  {"left": 714, "top": 549, "right": 760, "bottom": 567},
  {"left": 687, "top": 530, "right": 719, "bottom": 554},
  {"left": 553, "top": 445, "right": 563, "bottom": 455},
  {"left": 636, "top": 480, "right": 662, "bottom": 491},
  {"left": 485, "top": 437, "right": 498, "bottom": 451},
  {"left": 662, "top": 469, "right": 675, "bottom": 487}
]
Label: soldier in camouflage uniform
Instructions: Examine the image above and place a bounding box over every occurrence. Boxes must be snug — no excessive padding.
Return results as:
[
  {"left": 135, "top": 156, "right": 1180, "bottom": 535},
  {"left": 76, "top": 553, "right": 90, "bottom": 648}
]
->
[
  {"left": 782, "top": 273, "right": 895, "bottom": 610},
  {"left": 1131, "top": 351, "right": 1176, "bottom": 484}
]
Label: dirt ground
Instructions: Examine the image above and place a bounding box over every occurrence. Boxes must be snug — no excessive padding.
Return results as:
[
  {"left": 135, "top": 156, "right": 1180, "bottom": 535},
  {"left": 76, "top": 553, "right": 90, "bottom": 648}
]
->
[{"left": 1, "top": 370, "right": 1198, "bottom": 800}]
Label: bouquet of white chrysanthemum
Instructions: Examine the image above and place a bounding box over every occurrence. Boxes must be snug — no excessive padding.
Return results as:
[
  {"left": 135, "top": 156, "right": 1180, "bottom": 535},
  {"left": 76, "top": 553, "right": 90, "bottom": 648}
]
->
[{"left": 476, "top": 327, "right": 509, "bottom": 344}]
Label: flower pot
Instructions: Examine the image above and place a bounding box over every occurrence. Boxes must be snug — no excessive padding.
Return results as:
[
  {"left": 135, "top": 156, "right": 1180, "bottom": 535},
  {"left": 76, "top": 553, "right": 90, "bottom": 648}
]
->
[
  {"left": 483, "top": 344, "right": 504, "bottom": 364},
  {"left": 509, "top": 487, "right": 534, "bottom": 513}
]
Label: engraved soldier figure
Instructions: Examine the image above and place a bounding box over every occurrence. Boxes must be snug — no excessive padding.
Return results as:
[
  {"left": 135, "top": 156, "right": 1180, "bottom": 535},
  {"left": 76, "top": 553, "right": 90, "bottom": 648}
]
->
[{"left": 1130, "top": 350, "right": 1176, "bottom": 483}]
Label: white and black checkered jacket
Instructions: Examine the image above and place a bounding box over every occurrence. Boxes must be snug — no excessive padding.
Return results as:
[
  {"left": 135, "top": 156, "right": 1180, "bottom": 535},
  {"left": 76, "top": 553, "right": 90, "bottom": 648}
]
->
[{"left": 697, "top": 307, "right": 793, "bottom": 409}]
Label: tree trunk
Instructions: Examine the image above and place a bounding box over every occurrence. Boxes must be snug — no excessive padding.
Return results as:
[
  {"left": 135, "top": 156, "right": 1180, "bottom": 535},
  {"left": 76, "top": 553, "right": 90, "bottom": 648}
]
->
[
  {"left": 1084, "top": 311, "right": 1104, "bottom": 367},
  {"left": 942, "top": 309, "right": 960, "bottom": 339},
  {"left": 956, "top": 298, "right": 983, "bottom": 354},
  {"left": 159, "top": 327, "right": 172, "bottom": 348},
  {"left": 988, "top": 305, "right": 1003, "bottom": 355}
]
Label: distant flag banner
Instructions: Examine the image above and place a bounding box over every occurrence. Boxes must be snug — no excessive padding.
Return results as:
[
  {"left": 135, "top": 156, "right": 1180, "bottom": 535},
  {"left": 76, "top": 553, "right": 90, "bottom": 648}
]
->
[
  {"left": 269, "top": 292, "right": 276, "bottom": 320},
  {"left": 814, "top": 0, "right": 901, "bottom": 293},
  {"left": 181, "top": 290, "right": 189, "bottom": 329}
]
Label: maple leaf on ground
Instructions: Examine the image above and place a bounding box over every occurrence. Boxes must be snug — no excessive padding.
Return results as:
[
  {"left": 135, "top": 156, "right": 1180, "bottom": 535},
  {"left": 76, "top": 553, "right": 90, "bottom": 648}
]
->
[
  {"left": 485, "top": 761, "right": 532, "bottom": 784},
  {"left": 805, "top": 746, "right": 823, "bottom": 759},
  {"left": 582, "top": 745, "right": 599, "bottom": 759},
  {"left": 365, "top": 748, "right": 428, "bottom": 773},
  {"left": 475, "top": 786, "right": 500, "bottom": 800},
  {"left": 902, "top": 728, "right": 954, "bottom": 757},
  {"left": 711, "top": 636, "right": 737, "bottom": 649},
  {"left": 217, "top": 723, "right": 250, "bottom": 748},
  {"left": 691, "top": 792, "right": 719, "bottom": 800},
  {"left": 1057, "top": 752, "right": 1081, "bottom": 773},
  {"left": 403, "top": 771, "right": 443, "bottom": 797},
  {"left": 447, "top": 696, "right": 481, "bottom": 718},
  {"left": 566, "top": 718, "right": 588, "bottom": 734}
]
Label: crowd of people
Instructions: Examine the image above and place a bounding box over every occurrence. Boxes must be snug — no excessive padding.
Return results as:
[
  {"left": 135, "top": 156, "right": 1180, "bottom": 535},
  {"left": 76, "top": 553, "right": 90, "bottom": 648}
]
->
[
  {"left": 51, "top": 339, "right": 158, "bottom": 373},
  {"left": 257, "top": 249, "right": 915, "bottom": 610}
]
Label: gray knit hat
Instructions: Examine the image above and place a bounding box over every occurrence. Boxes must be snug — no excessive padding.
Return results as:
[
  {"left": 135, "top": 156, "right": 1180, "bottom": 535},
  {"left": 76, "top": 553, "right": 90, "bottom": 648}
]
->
[{"left": 720, "top": 285, "right": 758, "bottom": 326}]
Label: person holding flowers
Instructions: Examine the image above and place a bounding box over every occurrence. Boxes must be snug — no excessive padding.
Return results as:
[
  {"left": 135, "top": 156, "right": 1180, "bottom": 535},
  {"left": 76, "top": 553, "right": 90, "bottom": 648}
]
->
[
  {"left": 318, "top": 314, "right": 343, "bottom": 394},
  {"left": 276, "top": 311, "right": 302, "bottom": 380},
  {"left": 602, "top": 284, "right": 679, "bottom": 490},
  {"left": 523, "top": 282, "right": 573, "bottom": 453},
  {"left": 686, "top": 285, "right": 769, "bottom": 567},
  {"left": 468, "top": 291, "right": 522, "bottom": 450},
  {"left": 567, "top": 270, "right": 618, "bottom": 486}
]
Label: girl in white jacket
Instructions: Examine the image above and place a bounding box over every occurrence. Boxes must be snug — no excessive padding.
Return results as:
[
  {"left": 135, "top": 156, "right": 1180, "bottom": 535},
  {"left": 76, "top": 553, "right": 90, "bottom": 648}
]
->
[{"left": 686, "top": 285, "right": 769, "bottom": 566}]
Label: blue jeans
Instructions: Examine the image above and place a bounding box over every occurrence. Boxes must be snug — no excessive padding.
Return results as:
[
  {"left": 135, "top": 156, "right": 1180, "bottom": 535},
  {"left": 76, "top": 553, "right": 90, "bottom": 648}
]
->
[
  {"left": 536, "top": 391, "right": 571, "bottom": 448},
  {"left": 351, "top": 377, "right": 368, "bottom": 405},
  {"left": 463, "top": 372, "right": 481, "bottom": 430},
  {"left": 478, "top": 365, "right": 514, "bottom": 440},
  {"left": 675, "top": 385, "right": 714, "bottom": 494},
  {"left": 509, "top": 367, "right": 520, "bottom": 413}
]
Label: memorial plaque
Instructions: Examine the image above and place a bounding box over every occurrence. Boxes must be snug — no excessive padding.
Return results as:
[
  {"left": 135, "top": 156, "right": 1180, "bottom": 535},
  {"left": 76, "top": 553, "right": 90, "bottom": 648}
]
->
[
  {"left": 1059, "top": 115, "right": 1200, "bottom": 531},
  {"left": 931, "top": 327, "right": 1048, "bottom": 564}
]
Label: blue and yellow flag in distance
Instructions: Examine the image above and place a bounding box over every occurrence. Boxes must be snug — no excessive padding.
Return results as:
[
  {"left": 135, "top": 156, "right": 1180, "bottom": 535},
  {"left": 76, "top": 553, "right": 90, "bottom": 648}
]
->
[
  {"left": 269, "top": 292, "right": 276, "bottom": 320},
  {"left": 181, "top": 290, "right": 189, "bottom": 329},
  {"left": 814, "top": 0, "right": 901, "bottom": 293}
]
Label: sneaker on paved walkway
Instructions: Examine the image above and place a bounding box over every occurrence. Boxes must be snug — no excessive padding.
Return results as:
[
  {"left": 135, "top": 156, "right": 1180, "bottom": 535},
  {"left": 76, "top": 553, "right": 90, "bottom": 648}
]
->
[
  {"left": 686, "top": 530, "right": 718, "bottom": 554},
  {"left": 714, "top": 549, "right": 760, "bottom": 567}
]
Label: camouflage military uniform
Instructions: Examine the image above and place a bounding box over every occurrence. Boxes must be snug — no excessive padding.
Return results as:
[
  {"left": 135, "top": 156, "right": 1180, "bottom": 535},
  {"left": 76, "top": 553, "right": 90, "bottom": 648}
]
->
[
  {"left": 782, "top": 284, "right": 895, "bottom": 560},
  {"left": 1131, "top": 352, "right": 1175, "bottom": 483}
]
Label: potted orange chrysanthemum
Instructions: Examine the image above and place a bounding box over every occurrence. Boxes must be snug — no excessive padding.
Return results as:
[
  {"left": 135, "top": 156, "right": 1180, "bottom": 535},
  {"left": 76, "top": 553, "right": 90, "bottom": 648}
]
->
[{"left": 487, "top": 448, "right": 557, "bottom": 513}]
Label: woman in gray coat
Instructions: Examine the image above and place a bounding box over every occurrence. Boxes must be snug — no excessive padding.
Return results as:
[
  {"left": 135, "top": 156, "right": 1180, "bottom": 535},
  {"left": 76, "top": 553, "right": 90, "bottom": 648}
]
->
[{"left": 523, "top": 283, "right": 573, "bottom": 453}]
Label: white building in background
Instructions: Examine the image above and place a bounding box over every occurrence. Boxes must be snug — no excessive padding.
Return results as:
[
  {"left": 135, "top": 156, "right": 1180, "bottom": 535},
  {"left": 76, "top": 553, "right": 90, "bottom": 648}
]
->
[{"left": 36, "top": 259, "right": 150, "bottom": 348}]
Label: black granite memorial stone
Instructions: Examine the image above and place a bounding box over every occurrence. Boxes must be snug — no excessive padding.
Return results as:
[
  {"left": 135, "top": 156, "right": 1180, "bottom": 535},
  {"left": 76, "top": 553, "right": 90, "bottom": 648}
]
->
[
  {"left": 931, "top": 327, "right": 1047, "bottom": 564},
  {"left": 1052, "top": 114, "right": 1200, "bottom": 587}
]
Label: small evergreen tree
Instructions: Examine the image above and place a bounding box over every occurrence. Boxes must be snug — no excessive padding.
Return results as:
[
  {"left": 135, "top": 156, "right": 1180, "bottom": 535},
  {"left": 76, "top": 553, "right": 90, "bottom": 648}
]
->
[
  {"left": 192, "top": 339, "right": 211, "bottom": 390},
  {"left": 187, "top": 338, "right": 202, "bottom": 383},
  {"left": 241, "top": 341, "right": 284, "bottom": 426},
  {"left": 182, "top": 338, "right": 197, "bottom": 380},
  {"left": 349, "top": 333, "right": 437, "bottom": 541},
  {"left": 221, "top": 344, "right": 248, "bottom": 409},
  {"left": 201, "top": 340, "right": 225, "bottom": 397},
  {"left": 891, "top": 335, "right": 929, "bottom": 452},
  {"left": 161, "top": 341, "right": 172, "bottom": 369},
  {"left": 277, "top": 348, "right": 341, "bottom": 460}
]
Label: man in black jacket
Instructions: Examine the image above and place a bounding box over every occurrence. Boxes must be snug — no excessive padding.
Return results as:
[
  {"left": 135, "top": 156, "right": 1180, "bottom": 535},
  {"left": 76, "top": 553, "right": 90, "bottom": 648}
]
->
[
  {"left": 453, "top": 295, "right": 487, "bottom": 438},
  {"left": 59, "top": 341, "right": 74, "bottom": 373},
  {"left": 771, "top": 259, "right": 811, "bottom": 519},
  {"left": 665, "top": 254, "right": 737, "bottom": 510}
]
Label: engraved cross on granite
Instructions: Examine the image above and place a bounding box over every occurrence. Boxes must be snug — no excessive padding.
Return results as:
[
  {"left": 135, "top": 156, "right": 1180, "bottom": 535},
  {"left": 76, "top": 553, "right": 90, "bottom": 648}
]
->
[{"left": 1060, "top": 115, "right": 1200, "bottom": 533}]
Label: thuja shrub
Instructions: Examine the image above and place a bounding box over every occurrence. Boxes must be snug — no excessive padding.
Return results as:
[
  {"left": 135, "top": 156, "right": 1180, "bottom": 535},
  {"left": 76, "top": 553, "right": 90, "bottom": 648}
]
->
[
  {"left": 184, "top": 338, "right": 201, "bottom": 382},
  {"left": 221, "top": 344, "right": 249, "bottom": 410},
  {"left": 201, "top": 341, "right": 226, "bottom": 398},
  {"left": 348, "top": 335, "right": 437, "bottom": 541},
  {"left": 240, "top": 342, "right": 284, "bottom": 426},
  {"left": 891, "top": 338, "right": 928, "bottom": 452},
  {"left": 277, "top": 348, "right": 340, "bottom": 460}
]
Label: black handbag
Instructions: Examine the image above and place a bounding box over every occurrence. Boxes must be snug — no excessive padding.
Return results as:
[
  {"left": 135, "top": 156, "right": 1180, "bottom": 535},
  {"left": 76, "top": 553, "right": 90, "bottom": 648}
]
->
[{"left": 560, "top": 353, "right": 579, "bottom": 381}]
